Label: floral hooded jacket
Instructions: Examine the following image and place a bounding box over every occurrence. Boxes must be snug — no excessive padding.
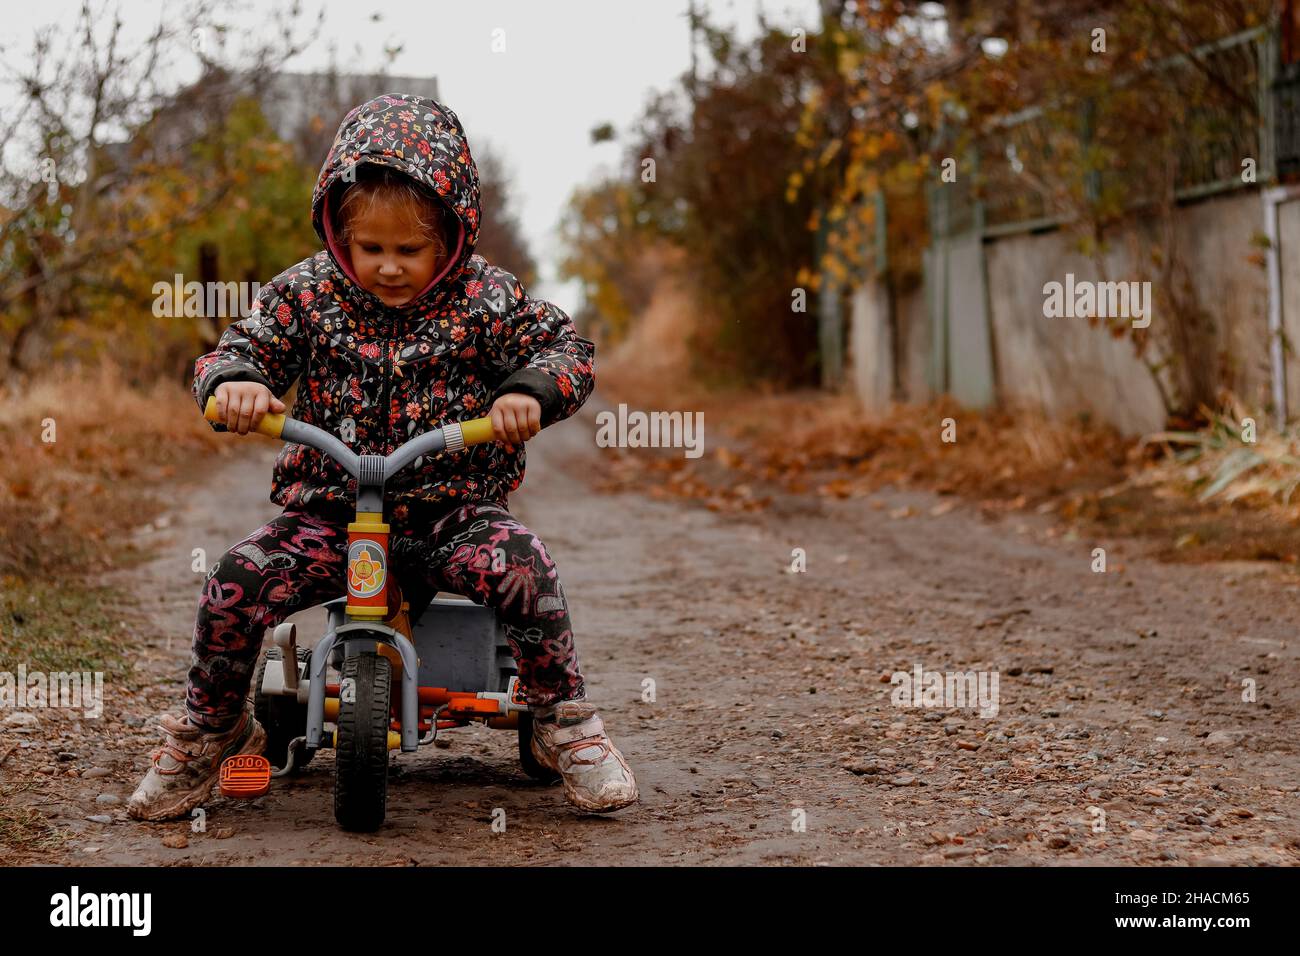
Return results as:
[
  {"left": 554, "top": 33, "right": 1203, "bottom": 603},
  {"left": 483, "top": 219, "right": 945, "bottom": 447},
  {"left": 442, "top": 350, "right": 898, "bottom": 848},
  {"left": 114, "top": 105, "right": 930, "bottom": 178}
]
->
[{"left": 192, "top": 93, "right": 595, "bottom": 518}]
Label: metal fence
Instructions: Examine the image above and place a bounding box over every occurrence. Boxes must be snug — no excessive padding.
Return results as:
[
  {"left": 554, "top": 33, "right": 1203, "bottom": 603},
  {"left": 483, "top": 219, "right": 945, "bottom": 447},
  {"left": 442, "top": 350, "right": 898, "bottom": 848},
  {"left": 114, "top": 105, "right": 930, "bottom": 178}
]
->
[
  {"left": 953, "top": 24, "right": 1275, "bottom": 241},
  {"left": 1275, "top": 58, "right": 1300, "bottom": 178}
]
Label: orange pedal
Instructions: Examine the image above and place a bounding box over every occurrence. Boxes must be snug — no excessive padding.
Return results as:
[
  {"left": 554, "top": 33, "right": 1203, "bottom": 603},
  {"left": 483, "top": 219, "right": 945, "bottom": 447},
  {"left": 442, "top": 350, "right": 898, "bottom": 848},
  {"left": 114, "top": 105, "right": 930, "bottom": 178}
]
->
[{"left": 219, "top": 754, "right": 272, "bottom": 798}]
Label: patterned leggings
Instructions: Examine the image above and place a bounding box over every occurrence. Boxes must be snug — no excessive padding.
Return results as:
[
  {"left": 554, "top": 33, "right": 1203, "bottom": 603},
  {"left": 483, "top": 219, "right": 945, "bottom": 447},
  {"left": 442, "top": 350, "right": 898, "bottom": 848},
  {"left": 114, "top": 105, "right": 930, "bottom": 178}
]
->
[{"left": 185, "top": 500, "right": 585, "bottom": 732}]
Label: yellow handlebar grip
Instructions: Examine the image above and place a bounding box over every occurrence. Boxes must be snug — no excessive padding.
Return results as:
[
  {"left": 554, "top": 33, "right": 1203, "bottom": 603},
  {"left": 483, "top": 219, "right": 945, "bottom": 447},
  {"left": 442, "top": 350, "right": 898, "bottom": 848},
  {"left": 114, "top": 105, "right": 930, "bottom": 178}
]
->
[
  {"left": 459, "top": 417, "right": 496, "bottom": 447},
  {"left": 255, "top": 412, "right": 286, "bottom": 439},
  {"left": 203, "top": 395, "right": 286, "bottom": 439}
]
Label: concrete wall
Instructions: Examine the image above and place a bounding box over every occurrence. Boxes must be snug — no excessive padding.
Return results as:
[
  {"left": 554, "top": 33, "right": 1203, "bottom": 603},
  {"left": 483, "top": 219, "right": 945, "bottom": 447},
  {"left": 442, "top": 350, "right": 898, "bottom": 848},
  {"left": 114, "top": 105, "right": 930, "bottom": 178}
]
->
[
  {"left": 986, "top": 189, "right": 1269, "bottom": 433},
  {"left": 894, "top": 283, "right": 931, "bottom": 403},
  {"left": 947, "top": 231, "right": 997, "bottom": 408},
  {"left": 849, "top": 280, "right": 893, "bottom": 413},
  {"left": 847, "top": 278, "right": 933, "bottom": 409},
  {"left": 1277, "top": 196, "right": 1300, "bottom": 414},
  {"left": 984, "top": 232, "right": 1169, "bottom": 434},
  {"left": 851, "top": 188, "right": 1275, "bottom": 434},
  {"left": 1171, "top": 191, "right": 1271, "bottom": 409}
]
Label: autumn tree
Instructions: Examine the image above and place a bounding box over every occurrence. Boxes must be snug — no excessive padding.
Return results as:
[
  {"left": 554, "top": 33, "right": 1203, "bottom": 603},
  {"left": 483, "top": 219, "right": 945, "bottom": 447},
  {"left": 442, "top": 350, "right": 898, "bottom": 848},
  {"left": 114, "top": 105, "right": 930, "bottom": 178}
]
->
[
  {"left": 800, "top": 0, "right": 1274, "bottom": 417},
  {"left": 0, "top": 0, "right": 324, "bottom": 376},
  {"left": 562, "top": 17, "right": 840, "bottom": 388},
  {"left": 474, "top": 147, "right": 538, "bottom": 289}
]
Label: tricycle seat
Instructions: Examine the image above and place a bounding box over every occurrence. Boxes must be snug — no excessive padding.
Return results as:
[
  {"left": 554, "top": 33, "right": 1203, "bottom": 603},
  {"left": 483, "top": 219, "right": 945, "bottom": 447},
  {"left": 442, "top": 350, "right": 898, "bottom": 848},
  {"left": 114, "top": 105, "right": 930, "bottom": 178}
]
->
[{"left": 318, "top": 595, "right": 511, "bottom": 693}]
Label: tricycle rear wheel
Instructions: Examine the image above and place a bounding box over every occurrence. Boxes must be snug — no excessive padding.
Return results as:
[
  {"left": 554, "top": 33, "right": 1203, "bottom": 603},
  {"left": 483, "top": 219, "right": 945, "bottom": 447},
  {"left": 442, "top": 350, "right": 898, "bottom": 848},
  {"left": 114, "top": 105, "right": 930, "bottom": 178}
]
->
[
  {"left": 517, "top": 711, "right": 561, "bottom": 784},
  {"left": 333, "top": 651, "right": 391, "bottom": 832},
  {"left": 252, "top": 646, "right": 314, "bottom": 773}
]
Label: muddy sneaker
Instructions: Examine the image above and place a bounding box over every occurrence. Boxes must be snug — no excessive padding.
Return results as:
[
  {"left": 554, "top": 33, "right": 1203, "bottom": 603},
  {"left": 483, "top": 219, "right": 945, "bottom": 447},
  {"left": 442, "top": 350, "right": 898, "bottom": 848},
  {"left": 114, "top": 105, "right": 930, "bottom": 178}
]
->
[
  {"left": 530, "top": 701, "right": 638, "bottom": 813},
  {"left": 126, "top": 706, "right": 266, "bottom": 822}
]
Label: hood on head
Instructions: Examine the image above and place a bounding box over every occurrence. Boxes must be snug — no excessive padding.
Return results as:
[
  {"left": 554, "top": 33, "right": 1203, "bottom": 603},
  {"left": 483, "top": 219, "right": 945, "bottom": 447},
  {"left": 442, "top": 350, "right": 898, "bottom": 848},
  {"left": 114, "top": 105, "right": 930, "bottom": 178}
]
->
[{"left": 311, "top": 93, "right": 482, "bottom": 310}]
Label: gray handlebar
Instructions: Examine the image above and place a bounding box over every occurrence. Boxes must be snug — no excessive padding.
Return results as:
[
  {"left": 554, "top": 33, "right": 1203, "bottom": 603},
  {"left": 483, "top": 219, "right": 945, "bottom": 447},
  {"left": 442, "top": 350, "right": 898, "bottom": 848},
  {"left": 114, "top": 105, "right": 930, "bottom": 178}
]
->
[
  {"left": 280, "top": 419, "right": 362, "bottom": 476},
  {"left": 275, "top": 418, "right": 458, "bottom": 482}
]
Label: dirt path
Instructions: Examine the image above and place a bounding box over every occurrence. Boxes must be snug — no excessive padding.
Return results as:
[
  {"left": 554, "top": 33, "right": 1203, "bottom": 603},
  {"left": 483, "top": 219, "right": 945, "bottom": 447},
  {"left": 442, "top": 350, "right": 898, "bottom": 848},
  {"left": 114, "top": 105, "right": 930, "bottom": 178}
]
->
[{"left": 4, "top": 393, "right": 1299, "bottom": 865}]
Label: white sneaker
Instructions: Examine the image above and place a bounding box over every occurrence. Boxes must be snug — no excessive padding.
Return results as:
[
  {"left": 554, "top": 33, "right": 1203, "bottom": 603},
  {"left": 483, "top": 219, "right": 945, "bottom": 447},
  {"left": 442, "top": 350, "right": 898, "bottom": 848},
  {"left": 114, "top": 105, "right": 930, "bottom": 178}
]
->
[{"left": 530, "top": 701, "right": 638, "bottom": 813}]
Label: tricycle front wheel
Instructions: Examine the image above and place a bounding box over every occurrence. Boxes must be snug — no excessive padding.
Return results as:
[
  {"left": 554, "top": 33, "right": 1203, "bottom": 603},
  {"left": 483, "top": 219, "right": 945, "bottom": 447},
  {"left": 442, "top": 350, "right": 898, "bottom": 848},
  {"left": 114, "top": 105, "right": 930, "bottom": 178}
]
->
[{"left": 333, "top": 651, "right": 391, "bottom": 831}]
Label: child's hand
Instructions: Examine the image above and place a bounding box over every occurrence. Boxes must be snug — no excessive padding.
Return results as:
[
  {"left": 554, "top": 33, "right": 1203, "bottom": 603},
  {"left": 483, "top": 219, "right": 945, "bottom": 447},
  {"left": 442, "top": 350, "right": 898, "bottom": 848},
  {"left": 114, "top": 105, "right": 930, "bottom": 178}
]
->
[
  {"left": 213, "top": 381, "right": 286, "bottom": 435},
  {"left": 489, "top": 393, "right": 542, "bottom": 450}
]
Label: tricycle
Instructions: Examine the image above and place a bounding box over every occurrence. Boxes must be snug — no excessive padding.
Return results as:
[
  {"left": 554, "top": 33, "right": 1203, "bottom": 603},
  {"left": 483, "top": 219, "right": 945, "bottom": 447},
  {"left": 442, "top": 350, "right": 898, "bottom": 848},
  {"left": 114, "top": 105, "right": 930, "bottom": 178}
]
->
[{"left": 203, "top": 397, "right": 558, "bottom": 832}]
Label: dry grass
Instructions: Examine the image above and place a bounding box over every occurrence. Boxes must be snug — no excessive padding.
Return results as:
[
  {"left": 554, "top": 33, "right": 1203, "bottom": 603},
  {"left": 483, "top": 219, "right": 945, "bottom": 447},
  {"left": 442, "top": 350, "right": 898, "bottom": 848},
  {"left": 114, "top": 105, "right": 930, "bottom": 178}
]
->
[
  {"left": 725, "top": 392, "right": 1131, "bottom": 499},
  {"left": 0, "top": 361, "right": 226, "bottom": 579},
  {"left": 1139, "top": 399, "right": 1300, "bottom": 514},
  {"left": 599, "top": 350, "right": 1300, "bottom": 566},
  {"left": 597, "top": 258, "right": 1131, "bottom": 507},
  {"left": 0, "top": 363, "right": 226, "bottom": 853},
  {"left": 596, "top": 360, "right": 1132, "bottom": 509},
  {"left": 0, "top": 780, "right": 68, "bottom": 857},
  {"left": 597, "top": 248, "right": 713, "bottom": 411}
]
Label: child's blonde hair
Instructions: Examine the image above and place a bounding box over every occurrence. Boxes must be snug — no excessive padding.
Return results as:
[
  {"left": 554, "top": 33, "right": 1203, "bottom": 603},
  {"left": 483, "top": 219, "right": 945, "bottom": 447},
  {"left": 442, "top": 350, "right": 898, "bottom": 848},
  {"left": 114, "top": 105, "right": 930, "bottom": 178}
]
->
[{"left": 333, "top": 164, "right": 454, "bottom": 260}]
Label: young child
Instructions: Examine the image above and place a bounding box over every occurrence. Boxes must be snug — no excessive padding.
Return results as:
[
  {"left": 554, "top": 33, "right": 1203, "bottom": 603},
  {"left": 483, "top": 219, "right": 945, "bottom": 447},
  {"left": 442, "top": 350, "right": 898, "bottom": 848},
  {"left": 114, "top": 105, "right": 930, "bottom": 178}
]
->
[{"left": 127, "top": 93, "right": 637, "bottom": 820}]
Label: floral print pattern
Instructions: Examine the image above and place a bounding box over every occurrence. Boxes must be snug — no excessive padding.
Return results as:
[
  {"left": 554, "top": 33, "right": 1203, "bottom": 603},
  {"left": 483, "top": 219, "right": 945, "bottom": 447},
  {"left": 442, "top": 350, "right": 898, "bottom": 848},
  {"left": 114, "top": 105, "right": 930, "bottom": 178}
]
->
[
  {"left": 192, "top": 93, "right": 595, "bottom": 514},
  {"left": 187, "top": 502, "right": 584, "bottom": 731}
]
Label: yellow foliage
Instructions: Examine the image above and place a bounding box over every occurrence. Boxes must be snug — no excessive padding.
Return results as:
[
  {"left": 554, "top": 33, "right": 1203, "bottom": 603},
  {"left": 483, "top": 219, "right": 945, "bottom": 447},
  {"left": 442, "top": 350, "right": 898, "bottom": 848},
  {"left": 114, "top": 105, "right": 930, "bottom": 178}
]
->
[{"left": 924, "top": 82, "right": 947, "bottom": 117}]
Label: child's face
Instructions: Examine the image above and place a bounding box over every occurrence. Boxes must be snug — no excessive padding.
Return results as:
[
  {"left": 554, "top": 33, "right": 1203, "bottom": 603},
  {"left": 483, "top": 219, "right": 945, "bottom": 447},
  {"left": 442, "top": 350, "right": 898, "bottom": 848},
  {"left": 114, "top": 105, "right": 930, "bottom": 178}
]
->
[{"left": 345, "top": 198, "right": 442, "bottom": 307}]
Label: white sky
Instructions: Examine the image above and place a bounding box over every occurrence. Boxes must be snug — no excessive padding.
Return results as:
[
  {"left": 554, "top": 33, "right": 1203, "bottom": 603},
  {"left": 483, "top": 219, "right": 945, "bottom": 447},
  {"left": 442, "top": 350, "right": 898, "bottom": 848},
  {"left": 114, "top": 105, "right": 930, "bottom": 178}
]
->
[{"left": 1, "top": 0, "right": 823, "bottom": 302}]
